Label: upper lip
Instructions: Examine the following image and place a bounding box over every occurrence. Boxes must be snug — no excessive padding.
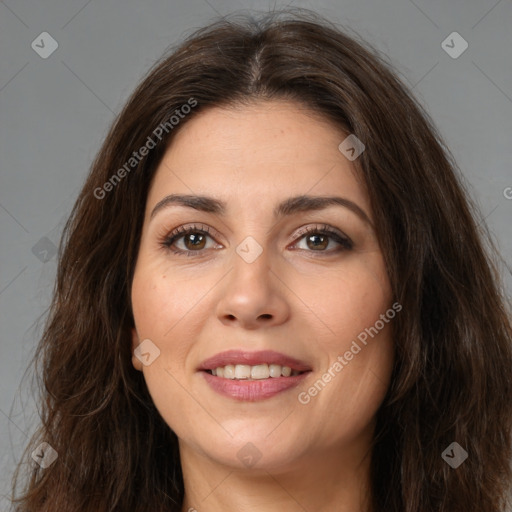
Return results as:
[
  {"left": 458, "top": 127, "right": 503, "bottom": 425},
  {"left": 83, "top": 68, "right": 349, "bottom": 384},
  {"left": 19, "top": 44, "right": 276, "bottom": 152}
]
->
[{"left": 198, "top": 350, "right": 312, "bottom": 372}]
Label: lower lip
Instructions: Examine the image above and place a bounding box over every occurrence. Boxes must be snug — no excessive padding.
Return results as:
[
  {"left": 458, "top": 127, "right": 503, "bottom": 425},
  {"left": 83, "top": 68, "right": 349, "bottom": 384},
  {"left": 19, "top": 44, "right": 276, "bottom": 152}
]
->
[{"left": 200, "top": 371, "right": 310, "bottom": 401}]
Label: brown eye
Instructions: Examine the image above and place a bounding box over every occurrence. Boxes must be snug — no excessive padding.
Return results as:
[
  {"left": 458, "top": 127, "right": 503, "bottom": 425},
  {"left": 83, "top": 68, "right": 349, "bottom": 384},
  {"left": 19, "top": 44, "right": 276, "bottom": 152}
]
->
[
  {"left": 162, "top": 224, "right": 218, "bottom": 256},
  {"left": 162, "top": 223, "right": 352, "bottom": 257},
  {"left": 294, "top": 225, "right": 353, "bottom": 253},
  {"left": 182, "top": 232, "right": 207, "bottom": 250},
  {"left": 305, "top": 233, "right": 329, "bottom": 251}
]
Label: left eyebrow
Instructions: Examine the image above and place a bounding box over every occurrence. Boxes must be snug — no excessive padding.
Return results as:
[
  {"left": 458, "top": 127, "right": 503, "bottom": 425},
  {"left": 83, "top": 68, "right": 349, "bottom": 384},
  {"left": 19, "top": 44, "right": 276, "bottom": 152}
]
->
[{"left": 150, "top": 193, "right": 373, "bottom": 227}]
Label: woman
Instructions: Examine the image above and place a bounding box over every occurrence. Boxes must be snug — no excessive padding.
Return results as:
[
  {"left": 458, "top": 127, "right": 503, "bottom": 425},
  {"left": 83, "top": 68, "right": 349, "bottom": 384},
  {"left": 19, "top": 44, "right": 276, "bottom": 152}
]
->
[{"left": 11, "top": 8, "right": 512, "bottom": 512}]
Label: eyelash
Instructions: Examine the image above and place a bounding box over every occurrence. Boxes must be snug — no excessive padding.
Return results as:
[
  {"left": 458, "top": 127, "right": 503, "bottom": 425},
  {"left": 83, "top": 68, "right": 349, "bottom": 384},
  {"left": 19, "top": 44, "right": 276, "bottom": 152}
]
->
[{"left": 161, "top": 223, "right": 353, "bottom": 258}]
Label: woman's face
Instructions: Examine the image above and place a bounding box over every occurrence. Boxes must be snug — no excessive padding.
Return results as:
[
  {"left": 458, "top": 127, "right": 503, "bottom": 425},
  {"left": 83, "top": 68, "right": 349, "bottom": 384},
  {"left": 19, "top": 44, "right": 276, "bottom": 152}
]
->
[{"left": 131, "top": 99, "right": 395, "bottom": 472}]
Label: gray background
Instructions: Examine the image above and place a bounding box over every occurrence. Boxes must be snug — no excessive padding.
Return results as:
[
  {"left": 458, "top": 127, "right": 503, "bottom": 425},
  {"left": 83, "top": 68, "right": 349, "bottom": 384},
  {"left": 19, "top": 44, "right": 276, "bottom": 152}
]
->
[{"left": 1, "top": 0, "right": 511, "bottom": 507}]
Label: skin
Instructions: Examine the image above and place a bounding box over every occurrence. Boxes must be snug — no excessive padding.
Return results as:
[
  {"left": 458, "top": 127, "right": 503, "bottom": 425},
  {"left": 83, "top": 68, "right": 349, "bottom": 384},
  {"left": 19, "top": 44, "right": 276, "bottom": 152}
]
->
[{"left": 130, "top": 99, "right": 395, "bottom": 512}]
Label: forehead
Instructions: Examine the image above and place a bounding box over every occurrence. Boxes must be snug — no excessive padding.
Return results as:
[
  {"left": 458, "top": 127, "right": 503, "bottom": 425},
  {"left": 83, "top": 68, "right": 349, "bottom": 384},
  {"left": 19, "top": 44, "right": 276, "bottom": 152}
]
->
[{"left": 146, "top": 100, "right": 370, "bottom": 219}]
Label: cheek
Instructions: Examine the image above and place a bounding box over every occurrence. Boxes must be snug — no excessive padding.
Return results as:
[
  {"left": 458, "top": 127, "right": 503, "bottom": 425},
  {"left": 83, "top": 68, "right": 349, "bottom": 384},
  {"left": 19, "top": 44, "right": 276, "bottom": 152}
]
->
[
  {"left": 131, "top": 261, "right": 203, "bottom": 340},
  {"left": 293, "top": 254, "right": 394, "bottom": 426},
  {"left": 327, "top": 329, "right": 394, "bottom": 434},
  {"left": 299, "top": 322, "right": 394, "bottom": 444},
  {"left": 130, "top": 265, "right": 192, "bottom": 384},
  {"left": 293, "top": 253, "right": 392, "bottom": 346},
  {"left": 139, "top": 363, "right": 200, "bottom": 445},
  {"left": 131, "top": 267, "right": 199, "bottom": 439}
]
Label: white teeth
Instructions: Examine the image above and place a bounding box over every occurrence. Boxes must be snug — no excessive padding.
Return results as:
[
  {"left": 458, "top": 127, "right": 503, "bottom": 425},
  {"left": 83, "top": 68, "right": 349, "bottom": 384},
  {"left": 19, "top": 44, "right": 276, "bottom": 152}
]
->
[
  {"left": 234, "top": 365, "right": 251, "bottom": 379},
  {"left": 269, "top": 364, "right": 282, "bottom": 378},
  {"left": 224, "top": 365, "right": 235, "bottom": 379},
  {"left": 211, "top": 363, "right": 300, "bottom": 379},
  {"left": 251, "top": 364, "right": 270, "bottom": 379},
  {"left": 281, "top": 366, "right": 292, "bottom": 377}
]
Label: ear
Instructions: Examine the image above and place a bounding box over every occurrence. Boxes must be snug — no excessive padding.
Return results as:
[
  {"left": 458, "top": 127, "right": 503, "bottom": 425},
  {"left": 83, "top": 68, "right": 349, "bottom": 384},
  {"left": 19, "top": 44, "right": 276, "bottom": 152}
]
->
[{"left": 131, "top": 328, "right": 143, "bottom": 372}]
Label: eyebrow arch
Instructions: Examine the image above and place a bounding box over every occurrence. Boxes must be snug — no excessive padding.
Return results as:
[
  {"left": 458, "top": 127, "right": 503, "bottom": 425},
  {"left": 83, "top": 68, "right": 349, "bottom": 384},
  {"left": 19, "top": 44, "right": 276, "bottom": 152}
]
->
[{"left": 150, "top": 194, "right": 372, "bottom": 226}]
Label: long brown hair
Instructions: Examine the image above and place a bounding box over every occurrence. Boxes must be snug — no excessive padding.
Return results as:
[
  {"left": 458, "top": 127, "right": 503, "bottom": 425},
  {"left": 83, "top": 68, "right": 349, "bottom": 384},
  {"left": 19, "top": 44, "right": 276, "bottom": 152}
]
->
[{"left": 11, "top": 8, "right": 512, "bottom": 512}]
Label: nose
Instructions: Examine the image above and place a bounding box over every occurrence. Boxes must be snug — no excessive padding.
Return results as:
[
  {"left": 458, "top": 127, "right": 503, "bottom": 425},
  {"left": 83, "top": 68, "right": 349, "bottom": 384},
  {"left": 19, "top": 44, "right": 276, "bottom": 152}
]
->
[{"left": 214, "top": 246, "right": 291, "bottom": 330}]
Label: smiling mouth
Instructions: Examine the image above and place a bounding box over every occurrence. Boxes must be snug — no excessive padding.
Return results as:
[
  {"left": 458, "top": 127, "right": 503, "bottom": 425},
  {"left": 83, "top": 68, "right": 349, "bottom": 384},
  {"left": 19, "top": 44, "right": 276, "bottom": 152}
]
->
[{"left": 204, "top": 363, "right": 307, "bottom": 380}]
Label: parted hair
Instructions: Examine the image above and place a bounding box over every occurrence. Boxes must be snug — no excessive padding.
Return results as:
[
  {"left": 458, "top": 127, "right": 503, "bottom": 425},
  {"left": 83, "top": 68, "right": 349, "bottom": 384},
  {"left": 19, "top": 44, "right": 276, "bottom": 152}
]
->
[{"left": 12, "top": 8, "right": 512, "bottom": 512}]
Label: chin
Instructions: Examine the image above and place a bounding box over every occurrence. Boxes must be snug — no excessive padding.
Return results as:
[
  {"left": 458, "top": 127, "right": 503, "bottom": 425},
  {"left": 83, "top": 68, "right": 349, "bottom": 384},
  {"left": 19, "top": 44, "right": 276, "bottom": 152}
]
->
[{"left": 190, "top": 427, "right": 309, "bottom": 472}]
